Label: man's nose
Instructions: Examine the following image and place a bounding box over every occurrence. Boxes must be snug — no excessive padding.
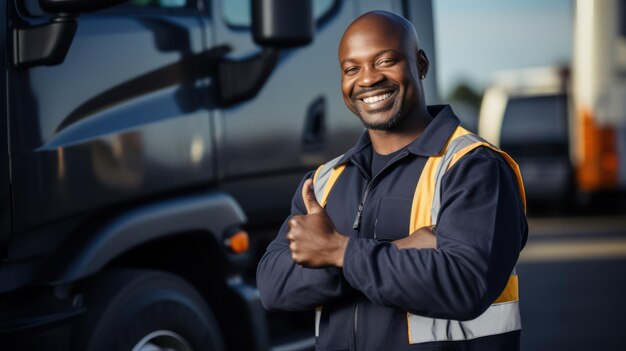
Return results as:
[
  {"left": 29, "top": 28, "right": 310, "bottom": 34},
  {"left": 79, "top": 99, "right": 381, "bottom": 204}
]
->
[{"left": 357, "top": 67, "right": 384, "bottom": 87}]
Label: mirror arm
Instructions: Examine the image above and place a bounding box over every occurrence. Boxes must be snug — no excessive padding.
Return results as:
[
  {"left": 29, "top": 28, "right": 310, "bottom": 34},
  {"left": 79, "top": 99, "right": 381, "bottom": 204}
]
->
[
  {"left": 217, "top": 47, "right": 280, "bottom": 107},
  {"left": 13, "top": 14, "right": 78, "bottom": 68}
]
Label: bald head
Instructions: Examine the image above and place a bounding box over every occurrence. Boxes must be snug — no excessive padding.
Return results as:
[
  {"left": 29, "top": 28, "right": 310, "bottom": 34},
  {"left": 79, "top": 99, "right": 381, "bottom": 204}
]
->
[{"left": 339, "top": 11, "right": 420, "bottom": 59}]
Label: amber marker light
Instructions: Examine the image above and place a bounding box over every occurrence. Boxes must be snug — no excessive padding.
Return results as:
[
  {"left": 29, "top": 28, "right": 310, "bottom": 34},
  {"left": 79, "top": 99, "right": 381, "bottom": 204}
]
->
[{"left": 225, "top": 230, "right": 250, "bottom": 254}]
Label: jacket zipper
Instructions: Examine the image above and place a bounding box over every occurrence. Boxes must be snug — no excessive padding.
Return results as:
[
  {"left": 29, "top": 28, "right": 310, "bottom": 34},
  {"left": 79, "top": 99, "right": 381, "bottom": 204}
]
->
[
  {"left": 349, "top": 150, "right": 410, "bottom": 350},
  {"left": 351, "top": 150, "right": 409, "bottom": 230}
]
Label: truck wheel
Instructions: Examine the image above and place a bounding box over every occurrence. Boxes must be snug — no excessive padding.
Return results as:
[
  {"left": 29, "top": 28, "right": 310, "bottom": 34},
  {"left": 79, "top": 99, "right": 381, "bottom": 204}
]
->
[{"left": 73, "top": 268, "right": 224, "bottom": 351}]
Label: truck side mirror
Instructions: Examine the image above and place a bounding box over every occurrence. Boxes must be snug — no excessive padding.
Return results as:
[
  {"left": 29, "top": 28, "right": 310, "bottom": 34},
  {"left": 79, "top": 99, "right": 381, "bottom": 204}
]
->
[
  {"left": 252, "top": 0, "right": 313, "bottom": 48},
  {"left": 217, "top": 0, "right": 314, "bottom": 106},
  {"left": 14, "top": 0, "right": 130, "bottom": 68}
]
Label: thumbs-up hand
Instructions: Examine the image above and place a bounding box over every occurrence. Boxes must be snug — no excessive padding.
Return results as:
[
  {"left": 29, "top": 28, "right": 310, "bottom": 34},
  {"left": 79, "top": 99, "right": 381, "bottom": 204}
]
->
[{"left": 287, "top": 179, "right": 349, "bottom": 268}]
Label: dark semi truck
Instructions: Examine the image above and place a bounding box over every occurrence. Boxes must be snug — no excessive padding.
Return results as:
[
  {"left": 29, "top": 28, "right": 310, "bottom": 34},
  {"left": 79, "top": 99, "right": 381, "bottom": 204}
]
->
[{"left": 0, "top": 0, "right": 436, "bottom": 349}]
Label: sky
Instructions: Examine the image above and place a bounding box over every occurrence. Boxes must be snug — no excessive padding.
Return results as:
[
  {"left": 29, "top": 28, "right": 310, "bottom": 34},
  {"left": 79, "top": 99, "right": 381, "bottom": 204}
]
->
[{"left": 433, "top": 0, "right": 573, "bottom": 98}]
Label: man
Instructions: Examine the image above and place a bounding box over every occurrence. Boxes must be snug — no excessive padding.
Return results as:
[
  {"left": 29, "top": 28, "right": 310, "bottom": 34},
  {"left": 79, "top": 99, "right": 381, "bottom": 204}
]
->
[{"left": 257, "top": 10, "right": 527, "bottom": 351}]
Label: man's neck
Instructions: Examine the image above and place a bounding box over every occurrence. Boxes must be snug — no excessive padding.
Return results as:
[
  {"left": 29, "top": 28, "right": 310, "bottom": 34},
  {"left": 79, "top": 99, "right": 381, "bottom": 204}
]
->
[{"left": 369, "top": 107, "right": 432, "bottom": 155}]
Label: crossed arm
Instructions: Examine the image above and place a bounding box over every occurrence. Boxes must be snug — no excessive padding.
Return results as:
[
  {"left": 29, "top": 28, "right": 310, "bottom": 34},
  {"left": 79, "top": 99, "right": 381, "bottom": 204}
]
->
[{"left": 256, "top": 174, "right": 436, "bottom": 311}]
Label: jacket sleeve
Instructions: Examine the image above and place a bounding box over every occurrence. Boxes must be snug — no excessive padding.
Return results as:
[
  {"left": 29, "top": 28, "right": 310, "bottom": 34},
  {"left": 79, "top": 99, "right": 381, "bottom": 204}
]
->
[
  {"left": 256, "top": 172, "right": 352, "bottom": 311},
  {"left": 341, "top": 148, "right": 528, "bottom": 321}
]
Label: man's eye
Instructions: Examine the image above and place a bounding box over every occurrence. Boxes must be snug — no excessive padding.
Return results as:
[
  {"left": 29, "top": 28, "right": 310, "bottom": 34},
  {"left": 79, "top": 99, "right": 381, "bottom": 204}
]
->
[
  {"left": 344, "top": 67, "right": 359, "bottom": 75},
  {"left": 378, "top": 59, "right": 395, "bottom": 66}
]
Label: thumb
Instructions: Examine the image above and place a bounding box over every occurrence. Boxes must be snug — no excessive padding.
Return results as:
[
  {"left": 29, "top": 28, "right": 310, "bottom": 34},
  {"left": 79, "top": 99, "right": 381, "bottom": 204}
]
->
[{"left": 302, "top": 179, "right": 323, "bottom": 214}]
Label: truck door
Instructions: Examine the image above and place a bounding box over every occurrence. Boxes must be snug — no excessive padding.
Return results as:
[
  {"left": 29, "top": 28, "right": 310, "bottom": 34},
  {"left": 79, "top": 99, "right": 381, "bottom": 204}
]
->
[
  {"left": 9, "top": 0, "right": 214, "bottom": 232},
  {"left": 1, "top": 1, "right": 10, "bottom": 242},
  {"left": 212, "top": 0, "right": 363, "bottom": 226}
]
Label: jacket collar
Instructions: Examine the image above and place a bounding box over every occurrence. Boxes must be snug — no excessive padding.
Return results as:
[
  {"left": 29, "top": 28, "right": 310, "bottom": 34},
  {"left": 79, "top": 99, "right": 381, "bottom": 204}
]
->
[{"left": 335, "top": 105, "right": 460, "bottom": 166}]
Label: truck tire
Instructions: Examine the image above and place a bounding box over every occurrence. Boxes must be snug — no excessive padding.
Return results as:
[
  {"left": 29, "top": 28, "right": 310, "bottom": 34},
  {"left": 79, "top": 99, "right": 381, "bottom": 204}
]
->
[{"left": 73, "top": 268, "right": 224, "bottom": 351}]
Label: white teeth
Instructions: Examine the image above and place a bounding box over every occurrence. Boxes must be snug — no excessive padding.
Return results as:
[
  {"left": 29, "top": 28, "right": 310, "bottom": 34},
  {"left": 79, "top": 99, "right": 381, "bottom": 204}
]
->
[{"left": 363, "top": 93, "right": 392, "bottom": 104}]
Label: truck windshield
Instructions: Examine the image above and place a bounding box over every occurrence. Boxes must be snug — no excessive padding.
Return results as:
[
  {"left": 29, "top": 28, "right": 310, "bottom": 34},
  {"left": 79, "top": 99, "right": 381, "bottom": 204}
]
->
[{"left": 501, "top": 94, "right": 568, "bottom": 145}]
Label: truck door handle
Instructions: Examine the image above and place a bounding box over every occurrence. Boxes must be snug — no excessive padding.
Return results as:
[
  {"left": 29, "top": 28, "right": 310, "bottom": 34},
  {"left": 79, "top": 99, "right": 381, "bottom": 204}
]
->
[{"left": 303, "top": 96, "right": 326, "bottom": 149}]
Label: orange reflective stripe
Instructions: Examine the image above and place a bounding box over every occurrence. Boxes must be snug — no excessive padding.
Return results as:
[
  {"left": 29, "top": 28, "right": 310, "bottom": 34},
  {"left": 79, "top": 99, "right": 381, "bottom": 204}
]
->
[
  {"left": 320, "top": 164, "right": 347, "bottom": 207},
  {"left": 450, "top": 125, "right": 473, "bottom": 137},
  {"left": 409, "top": 156, "right": 440, "bottom": 232},
  {"left": 494, "top": 275, "right": 519, "bottom": 304}
]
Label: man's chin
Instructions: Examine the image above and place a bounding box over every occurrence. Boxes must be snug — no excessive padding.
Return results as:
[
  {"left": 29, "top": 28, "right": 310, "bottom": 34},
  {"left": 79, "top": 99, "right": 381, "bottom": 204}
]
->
[{"left": 358, "top": 111, "right": 404, "bottom": 131}]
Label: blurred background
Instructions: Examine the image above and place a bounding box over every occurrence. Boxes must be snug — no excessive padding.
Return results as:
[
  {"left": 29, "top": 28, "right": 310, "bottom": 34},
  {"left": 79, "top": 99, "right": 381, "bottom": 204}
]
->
[
  {"left": 435, "top": 0, "right": 571, "bottom": 133},
  {"left": 2, "top": 0, "right": 626, "bottom": 350},
  {"left": 435, "top": 1, "right": 626, "bottom": 350}
]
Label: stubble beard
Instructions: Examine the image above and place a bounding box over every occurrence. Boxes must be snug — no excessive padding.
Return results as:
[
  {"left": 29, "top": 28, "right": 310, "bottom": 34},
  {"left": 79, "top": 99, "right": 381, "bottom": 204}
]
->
[{"left": 355, "top": 100, "right": 404, "bottom": 131}]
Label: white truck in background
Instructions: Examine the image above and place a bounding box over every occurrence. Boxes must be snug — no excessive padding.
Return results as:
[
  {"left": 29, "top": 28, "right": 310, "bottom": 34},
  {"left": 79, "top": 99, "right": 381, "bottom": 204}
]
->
[
  {"left": 479, "top": 67, "right": 572, "bottom": 206},
  {"left": 479, "top": 0, "right": 626, "bottom": 207}
]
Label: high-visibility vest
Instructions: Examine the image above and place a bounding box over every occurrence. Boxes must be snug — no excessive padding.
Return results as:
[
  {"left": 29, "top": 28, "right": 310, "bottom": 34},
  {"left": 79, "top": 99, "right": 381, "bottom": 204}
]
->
[{"left": 312, "top": 125, "right": 526, "bottom": 344}]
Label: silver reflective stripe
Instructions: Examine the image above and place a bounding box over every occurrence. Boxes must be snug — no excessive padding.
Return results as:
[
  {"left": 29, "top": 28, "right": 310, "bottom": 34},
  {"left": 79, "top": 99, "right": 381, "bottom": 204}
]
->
[
  {"left": 431, "top": 134, "right": 491, "bottom": 225},
  {"left": 408, "top": 301, "right": 521, "bottom": 343},
  {"left": 408, "top": 132, "right": 521, "bottom": 344},
  {"left": 313, "top": 154, "right": 344, "bottom": 203},
  {"left": 315, "top": 307, "right": 322, "bottom": 337}
]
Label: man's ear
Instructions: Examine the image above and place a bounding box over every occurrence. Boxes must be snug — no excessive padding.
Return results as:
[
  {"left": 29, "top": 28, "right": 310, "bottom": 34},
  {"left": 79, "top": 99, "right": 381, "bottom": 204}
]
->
[{"left": 417, "top": 49, "right": 429, "bottom": 79}]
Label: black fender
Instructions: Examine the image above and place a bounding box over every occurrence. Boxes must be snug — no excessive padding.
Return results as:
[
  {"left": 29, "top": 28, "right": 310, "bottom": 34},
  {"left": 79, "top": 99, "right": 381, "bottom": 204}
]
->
[{"left": 44, "top": 192, "right": 246, "bottom": 284}]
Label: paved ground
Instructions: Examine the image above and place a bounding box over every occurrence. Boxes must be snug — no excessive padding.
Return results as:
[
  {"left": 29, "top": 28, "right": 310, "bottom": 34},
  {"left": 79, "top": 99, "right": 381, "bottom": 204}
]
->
[{"left": 519, "top": 216, "right": 626, "bottom": 350}]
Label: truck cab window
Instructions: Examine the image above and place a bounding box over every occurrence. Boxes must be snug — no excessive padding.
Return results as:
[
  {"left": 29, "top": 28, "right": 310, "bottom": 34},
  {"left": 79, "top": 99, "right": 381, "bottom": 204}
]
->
[
  {"left": 222, "top": 0, "right": 337, "bottom": 28},
  {"left": 20, "top": 0, "right": 191, "bottom": 17},
  {"left": 130, "top": 0, "right": 189, "bottom": 8}
]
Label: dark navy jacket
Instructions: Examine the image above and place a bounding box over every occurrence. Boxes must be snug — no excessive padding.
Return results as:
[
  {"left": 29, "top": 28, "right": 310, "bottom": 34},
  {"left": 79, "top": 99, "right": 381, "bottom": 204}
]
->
[{"left": 257, "top": 105, "right": 528, "bottom": 351}]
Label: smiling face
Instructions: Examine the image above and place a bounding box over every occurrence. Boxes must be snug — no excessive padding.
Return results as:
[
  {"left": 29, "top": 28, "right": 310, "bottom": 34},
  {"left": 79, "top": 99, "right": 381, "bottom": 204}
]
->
[{"left": 339, "top": 12, "right": 427, "bottom": 130}]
